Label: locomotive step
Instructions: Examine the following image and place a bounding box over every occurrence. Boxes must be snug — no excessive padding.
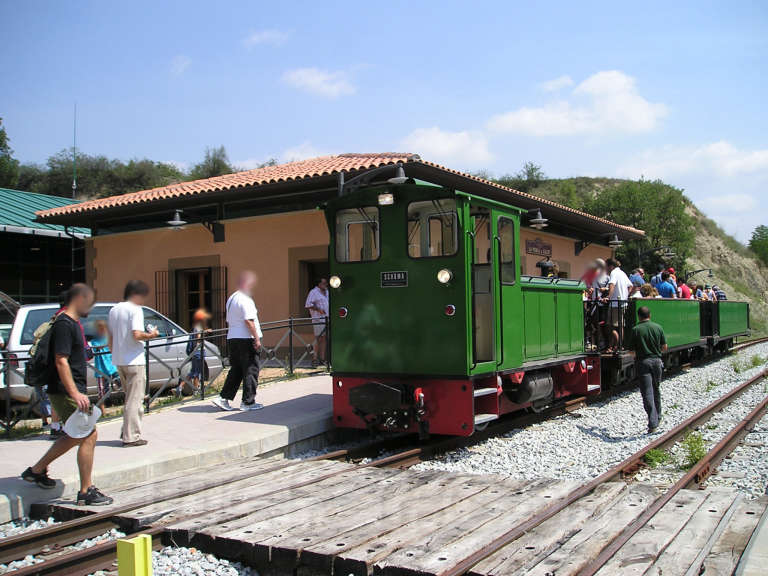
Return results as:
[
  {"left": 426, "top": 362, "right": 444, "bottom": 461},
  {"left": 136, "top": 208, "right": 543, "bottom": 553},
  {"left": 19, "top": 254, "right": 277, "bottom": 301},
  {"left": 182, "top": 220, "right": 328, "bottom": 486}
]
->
[
  {"left": 473, "top": 387, "right": 498, "bottom": 398},
  {"left": 474, "top": 413, "right": 499, "bottom": 426},
  {"left": 587, "top": 384, "right": 601, "bottom": 392}
]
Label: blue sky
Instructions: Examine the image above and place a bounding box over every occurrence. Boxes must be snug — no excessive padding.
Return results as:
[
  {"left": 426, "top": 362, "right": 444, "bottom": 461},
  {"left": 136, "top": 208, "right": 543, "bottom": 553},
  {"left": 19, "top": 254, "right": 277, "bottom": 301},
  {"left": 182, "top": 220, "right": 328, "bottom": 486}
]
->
[{"left": 1, "top": 0, "right": 766, "bottom": 241}]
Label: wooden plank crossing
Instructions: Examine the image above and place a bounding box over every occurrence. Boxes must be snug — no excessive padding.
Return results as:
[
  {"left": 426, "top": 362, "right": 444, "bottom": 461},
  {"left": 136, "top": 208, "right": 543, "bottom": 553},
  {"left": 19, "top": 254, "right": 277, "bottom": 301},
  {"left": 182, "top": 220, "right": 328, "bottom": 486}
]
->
[{"left": 41, "top": 456, "right": 768, "bottom": 576}]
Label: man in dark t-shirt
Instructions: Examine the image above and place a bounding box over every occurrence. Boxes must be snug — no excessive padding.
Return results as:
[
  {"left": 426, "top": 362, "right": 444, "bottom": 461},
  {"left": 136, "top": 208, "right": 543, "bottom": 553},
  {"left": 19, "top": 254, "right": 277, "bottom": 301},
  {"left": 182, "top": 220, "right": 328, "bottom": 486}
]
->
[
  {"left": 22, "top": 284, "right": 113, "bottom": 506},
  {"left": 628, "top": 306, "right": 668, "bottom": 433}
]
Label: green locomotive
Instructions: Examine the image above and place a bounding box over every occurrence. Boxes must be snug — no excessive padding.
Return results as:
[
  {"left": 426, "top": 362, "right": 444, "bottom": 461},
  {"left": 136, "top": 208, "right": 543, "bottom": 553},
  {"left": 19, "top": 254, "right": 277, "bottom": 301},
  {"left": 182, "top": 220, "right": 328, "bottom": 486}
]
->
[{"left": 326, "top": 177, "right": 749, "bottom": 437}]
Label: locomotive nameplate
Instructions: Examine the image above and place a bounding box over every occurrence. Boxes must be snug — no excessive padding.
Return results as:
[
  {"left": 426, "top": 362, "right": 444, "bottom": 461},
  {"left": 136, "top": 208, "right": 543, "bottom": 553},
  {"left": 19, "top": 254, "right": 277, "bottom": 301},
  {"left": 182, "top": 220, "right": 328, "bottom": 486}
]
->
[{"left": 381, "top": 271, "right": 408, "bottom": 287}]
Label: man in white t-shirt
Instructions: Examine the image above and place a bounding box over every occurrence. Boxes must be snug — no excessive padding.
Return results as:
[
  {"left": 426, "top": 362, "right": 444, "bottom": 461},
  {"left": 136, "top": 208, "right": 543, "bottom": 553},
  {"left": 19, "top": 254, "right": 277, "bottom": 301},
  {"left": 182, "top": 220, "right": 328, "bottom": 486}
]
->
[
  {"left": 604, "top": 258, "right": 633, "bottom": 352},
  {"left": 108, "top": 280, "right": 158, "bottom": 447},
  {"left": 305, "top": 278, "right": 329, "bottom": 366},
  {"left": 212, "top": 271, "right": 263, "bottom": 412}
]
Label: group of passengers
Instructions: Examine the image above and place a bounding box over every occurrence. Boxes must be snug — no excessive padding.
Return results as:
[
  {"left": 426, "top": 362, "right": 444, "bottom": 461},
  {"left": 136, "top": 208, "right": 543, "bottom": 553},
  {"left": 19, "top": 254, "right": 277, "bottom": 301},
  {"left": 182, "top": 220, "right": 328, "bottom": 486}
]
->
[{"left": 581, "top": 258, "right": 727, "bottom": 353}]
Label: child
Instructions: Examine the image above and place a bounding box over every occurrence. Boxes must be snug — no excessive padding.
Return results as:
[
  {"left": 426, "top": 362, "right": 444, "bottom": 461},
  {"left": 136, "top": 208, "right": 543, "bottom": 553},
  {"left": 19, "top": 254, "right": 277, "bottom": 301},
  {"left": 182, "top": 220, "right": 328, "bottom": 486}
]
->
[
  {"left": 89, "top": 319, "right": 119, "bottom": 397},
  {"left": 179, "top": 308, "right": 211, "bottom": 395}
]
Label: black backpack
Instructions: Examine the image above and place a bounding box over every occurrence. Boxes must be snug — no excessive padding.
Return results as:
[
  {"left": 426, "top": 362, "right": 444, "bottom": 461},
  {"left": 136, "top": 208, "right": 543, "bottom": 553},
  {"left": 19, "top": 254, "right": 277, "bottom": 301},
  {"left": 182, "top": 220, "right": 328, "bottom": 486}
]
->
[{"left": 25, "top": 316, "right": 59, "bottom": 387}]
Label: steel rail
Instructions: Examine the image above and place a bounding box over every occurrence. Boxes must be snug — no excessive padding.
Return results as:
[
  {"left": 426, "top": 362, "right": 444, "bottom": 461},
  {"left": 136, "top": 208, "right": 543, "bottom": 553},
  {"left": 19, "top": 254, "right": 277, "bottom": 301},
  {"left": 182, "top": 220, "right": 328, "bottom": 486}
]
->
[
  {"left": 576, "top": 383, "right": 768, "bottom": 576},
  {"left": 437, "top": 368, "right": 768, "bottom": 576},
  {"left": 0, "top": 451, "right": 337, "bottom": 567}
]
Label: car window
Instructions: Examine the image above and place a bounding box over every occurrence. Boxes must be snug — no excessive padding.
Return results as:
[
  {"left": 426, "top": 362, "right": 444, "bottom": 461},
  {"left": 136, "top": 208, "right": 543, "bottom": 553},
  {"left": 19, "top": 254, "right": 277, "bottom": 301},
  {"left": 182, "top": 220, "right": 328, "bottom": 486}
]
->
[
  {"left": 407, "top": 199, "right": 458, "bottom": 258},
  {"left": 335, "top": 207, "right": 379, "bottom": 262},
  {"left": 80, "top": 306, "right": 112, "bottom": 341},
  {"left": 142, "top": 308, "right": 181, "bottom": 337},
  {"left": 20, "top": 309, "right": 56, "bottom": 345}
]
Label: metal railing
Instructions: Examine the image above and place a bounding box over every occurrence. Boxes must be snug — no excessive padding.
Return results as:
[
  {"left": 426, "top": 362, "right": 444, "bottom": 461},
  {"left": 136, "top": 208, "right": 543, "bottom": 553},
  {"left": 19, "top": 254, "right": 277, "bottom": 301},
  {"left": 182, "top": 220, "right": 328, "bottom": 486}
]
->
[
  {"left": 142, "top": 316, "right": 330, "bottom": 413},
  {"left": 584, "top": 299, "right": 630, "bottom": 353},
  {"left": 1, "top": 347, "right": 120, "bottom": 437}
]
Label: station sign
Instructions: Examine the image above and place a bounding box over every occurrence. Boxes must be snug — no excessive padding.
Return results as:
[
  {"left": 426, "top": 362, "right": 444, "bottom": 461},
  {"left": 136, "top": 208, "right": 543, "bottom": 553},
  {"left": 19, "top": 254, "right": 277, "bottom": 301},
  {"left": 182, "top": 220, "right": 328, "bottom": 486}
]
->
[{"left": 525, "top": 238, "right": 553, "bottom": 257}]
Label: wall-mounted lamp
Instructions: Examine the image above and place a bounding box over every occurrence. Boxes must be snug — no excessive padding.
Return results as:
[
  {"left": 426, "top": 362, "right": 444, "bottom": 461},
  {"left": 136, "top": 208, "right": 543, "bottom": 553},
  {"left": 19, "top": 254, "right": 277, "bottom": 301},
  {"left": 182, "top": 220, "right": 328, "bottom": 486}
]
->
[
  {"left": 528, "top": 208, "right": 548, "bottom": 230},
  {"left": 167, "top": 210, "right": 187, "bottom": 230},
  {"left": 608, "top": 234, "right": 623, "bottom": 248},
  {"left": 386, "top": 165, "right": 408, "bottom": 185}
]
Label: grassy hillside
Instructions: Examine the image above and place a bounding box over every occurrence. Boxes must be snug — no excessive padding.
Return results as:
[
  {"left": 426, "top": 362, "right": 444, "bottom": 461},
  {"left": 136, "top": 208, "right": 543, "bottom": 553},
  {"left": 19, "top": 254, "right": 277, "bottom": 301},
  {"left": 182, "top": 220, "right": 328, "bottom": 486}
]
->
[{"left": 505, "top": 175, "right": 768, "bottom": 335}]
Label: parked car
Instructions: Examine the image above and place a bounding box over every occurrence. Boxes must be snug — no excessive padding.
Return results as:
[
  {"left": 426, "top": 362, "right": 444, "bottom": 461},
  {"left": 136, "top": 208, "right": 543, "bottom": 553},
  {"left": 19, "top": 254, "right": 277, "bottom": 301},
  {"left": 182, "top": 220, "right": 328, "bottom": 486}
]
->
[{"left": 1, "top": 303, "right": 224, "bottom": 404}]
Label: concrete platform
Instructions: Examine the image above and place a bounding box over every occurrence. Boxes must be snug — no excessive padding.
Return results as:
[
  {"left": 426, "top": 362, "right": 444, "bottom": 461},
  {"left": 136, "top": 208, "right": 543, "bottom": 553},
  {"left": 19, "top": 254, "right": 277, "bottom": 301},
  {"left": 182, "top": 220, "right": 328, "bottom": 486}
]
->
[{"left": 0, "top": 374, "right": 332, "bottom": 523}]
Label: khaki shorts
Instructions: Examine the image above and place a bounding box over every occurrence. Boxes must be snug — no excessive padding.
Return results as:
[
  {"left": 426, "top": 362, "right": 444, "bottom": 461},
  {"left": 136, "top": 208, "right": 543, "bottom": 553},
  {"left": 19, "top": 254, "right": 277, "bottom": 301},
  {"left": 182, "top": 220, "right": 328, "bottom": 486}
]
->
[
  {"left": 48, "top": 393, "right": 78, "bottom": 423},
  {"left": 609, "top": 306, "right": 624, "bottom": 328}
]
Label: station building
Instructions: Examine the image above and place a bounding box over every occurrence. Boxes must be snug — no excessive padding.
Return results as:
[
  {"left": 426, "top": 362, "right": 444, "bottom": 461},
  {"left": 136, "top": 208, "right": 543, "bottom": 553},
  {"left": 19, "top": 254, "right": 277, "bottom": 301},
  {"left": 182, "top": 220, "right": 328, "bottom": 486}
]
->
[
  {"left": 0, "top": 187, "right": 88, "bottom": 304},
  {"left": 35, "top": 153, "right": 643, "bottom": 333}
]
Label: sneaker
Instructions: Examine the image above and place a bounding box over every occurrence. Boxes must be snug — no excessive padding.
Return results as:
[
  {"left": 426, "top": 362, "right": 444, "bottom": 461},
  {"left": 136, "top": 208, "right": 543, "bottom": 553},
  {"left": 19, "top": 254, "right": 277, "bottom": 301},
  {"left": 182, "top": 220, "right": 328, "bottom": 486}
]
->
[
  {"left": 49, "top": 427, "right": 64, "bottom": 439},
  {"left": 648, "top": 426, "right": 659, "bottom": 434},
  {"left": 77, "top": 486, "right": 114, "bottom": 506},
  {"left": 21, "top": 467, "right": 57, "bottom": 489},
  {"left": 240, "top": 402, "right": 264, "bottom": 411},
  {"left": 211, "top": 397, "right": 234, "bottom": 411}
]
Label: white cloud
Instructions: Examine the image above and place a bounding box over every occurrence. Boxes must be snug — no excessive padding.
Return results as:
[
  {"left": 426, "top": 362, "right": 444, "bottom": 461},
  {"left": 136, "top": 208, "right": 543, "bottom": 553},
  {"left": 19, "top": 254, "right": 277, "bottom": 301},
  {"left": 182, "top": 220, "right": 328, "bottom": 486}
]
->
[
  {"left": 281, "top": 141, "right": 334, "bottom": 162},
  {"left": 282, "top": 67, "right": 355, "bottom": 98},
  {"left": 540, "top": 75, "right": 573, "bottom": 92},
  {"left": 488, "top": 70, "right": 666, "bottom": 136},
  {"left": 243, "top": 29, "right": 289, "bottom": 47},
  {"left": 400, "top": 127, "right": 493, "bottom": 168},
  {"left": 170, "top": 55, "right": 191, "bottom": 77},
  {"left": 617, "top": 140, "right": 768, "bottom": 179}
]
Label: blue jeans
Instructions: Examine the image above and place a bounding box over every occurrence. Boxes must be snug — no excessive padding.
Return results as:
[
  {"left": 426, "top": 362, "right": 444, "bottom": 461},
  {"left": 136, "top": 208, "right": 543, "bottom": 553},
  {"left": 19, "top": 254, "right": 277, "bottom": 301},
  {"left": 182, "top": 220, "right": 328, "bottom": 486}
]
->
[{"left": 637, "top": 357, "right": 663, "bottom": 430}]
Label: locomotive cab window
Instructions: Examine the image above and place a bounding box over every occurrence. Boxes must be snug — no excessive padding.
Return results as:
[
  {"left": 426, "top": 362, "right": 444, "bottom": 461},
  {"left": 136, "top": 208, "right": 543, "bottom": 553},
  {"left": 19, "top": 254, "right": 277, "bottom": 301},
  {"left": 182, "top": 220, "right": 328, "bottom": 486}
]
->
[
  {"left": 336, "top": 207, "right": 379, "bottom": 262},
  {"left": 407, "top": 199, "right": 458, "bottom": 258},
  {"left": 498, "top": 217, "right": 516, "bottom": 285}
]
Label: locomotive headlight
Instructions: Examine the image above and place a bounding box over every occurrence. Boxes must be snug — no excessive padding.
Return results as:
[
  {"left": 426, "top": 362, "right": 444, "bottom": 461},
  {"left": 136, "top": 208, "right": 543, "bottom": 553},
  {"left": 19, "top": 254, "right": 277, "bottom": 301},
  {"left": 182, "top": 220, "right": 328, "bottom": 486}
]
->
[
  {"left": 329, "top": 275, "right": 342, "bottom": 289},
  {"left": 437, "top": 269, "right": 453, "bottom": 284},
  {"left": 377, "top": 192, "right": 394, "bottom": 206}
]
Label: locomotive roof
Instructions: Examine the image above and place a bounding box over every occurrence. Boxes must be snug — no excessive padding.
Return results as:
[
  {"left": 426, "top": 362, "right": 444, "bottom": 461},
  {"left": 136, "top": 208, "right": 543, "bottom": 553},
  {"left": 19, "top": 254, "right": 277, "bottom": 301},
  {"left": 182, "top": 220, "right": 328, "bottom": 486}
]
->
[{"left": 35, "top": 152, "right": 644, "bottom": 240}]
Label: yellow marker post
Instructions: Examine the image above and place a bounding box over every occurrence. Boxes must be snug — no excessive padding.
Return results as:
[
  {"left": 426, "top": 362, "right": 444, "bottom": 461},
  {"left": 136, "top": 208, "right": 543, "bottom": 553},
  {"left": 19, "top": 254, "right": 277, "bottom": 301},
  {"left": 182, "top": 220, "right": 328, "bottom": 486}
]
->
[{"left": 117, "top": 534, "right": 153, "bottom": 576}]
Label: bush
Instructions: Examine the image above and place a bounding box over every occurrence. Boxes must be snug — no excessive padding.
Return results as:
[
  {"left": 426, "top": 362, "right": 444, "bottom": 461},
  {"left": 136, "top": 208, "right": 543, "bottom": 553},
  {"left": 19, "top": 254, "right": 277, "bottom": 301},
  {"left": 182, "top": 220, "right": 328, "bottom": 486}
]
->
[{"left": 681, "top": 432, "right": 707, "bottom": 470}]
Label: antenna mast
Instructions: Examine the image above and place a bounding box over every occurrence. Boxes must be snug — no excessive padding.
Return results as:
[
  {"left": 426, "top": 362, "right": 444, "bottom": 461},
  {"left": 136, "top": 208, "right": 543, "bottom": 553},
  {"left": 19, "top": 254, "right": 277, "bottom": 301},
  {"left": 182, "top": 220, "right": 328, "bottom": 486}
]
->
[{"left": 72, "top": 102, "right": 77, "bottom": 198}]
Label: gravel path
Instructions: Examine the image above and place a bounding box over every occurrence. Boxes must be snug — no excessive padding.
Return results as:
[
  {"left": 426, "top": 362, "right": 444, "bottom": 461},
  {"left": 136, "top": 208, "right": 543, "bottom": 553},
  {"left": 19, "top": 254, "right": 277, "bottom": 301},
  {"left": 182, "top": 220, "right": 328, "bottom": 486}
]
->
[
  {"left": 0, "top": 517, "right": 56, "bottom": 540},
  {"left": 145, "top": 546, "right": 257, "bottom": 576},
  {"left": 414, "top": 344, "right": 768, "bottom": 496}
]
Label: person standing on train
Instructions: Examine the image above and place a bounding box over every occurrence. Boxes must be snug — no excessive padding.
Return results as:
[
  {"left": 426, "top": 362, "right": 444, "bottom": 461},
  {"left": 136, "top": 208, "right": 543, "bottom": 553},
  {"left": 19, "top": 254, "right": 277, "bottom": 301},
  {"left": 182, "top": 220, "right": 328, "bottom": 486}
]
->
[
  {"left": 656, "top": 272, "right": 677, "bottom": 299},
  {"left": 628, "top": 306, "right": 668, "bottom": 434},
  {"left": 604, "top": 258, "right": 633, "bottom": 353}
]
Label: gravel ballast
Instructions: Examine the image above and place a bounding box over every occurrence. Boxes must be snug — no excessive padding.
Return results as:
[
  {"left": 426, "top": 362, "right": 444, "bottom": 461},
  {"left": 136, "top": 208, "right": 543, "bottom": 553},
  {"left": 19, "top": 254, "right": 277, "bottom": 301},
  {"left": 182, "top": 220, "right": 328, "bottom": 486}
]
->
[
  {"left": 414, "top": 344, "right": 768, "bottom": 496},
  {"left": 146, "top": 546, "right": 258, "bottom": 576}
]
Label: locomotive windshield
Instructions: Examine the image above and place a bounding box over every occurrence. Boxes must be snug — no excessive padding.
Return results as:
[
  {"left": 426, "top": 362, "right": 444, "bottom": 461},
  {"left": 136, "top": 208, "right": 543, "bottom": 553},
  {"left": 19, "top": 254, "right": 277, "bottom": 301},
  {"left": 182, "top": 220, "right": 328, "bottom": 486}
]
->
[
  {"left": 407, "top": 198, "right": 458, "bottom": 258},
  {"left": 335, "top": 207, "right": 379, "bottom": 262}
]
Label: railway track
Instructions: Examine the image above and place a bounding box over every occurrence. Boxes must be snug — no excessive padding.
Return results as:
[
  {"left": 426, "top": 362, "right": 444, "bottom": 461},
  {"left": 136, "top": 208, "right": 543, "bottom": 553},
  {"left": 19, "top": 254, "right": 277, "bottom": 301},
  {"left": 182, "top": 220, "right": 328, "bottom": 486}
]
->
[{"left": 2, "top": 340, "right": 766, "bottom": 576}]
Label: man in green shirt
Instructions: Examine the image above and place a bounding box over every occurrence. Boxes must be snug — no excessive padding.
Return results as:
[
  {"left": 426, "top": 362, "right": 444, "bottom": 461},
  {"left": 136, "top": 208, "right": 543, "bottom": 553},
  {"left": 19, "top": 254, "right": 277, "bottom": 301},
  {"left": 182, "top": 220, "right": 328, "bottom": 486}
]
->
[{"left": 628, "top": 306, "right": 668, "bottom": 433}]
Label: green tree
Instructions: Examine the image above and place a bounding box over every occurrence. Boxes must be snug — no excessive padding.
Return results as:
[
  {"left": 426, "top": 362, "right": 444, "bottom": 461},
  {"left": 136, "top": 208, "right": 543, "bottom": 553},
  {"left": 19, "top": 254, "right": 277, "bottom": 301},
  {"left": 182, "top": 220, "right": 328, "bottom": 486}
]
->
[
  {"left": 749, "top": 225, "right": 768, "bottom": 266},
  {"left": 494, "top": 161, "right": 546, "bottom": 193},
  {"left": 0, "top": 118, "right": 20, "bottom": 188},
  {"left": 189, "top": 146, "right": 234, "bottom": 180},
  {"left": 586, "top": 179, "right": 695, "bottom": 271}
]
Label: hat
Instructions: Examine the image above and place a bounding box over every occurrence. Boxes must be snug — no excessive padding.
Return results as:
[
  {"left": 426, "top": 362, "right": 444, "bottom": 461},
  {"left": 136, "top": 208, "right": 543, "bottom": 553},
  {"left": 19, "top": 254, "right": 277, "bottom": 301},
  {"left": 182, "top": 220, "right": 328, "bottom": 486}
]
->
[
  {"left": 712, "top": 285, "right": 719, "bottom": 290},
  {"left": 632, "top": 277, "right": 644, "bottom": 287},
  {"left": 193, "top": 309, "right": 211, "bottom": 322},
  {"left": 705, "top": 284, "right": 711, "bottom": 290},
  {"left": 594, "top": 258, "right": 606, "bottom": 268},
  {"left": 63, "top": 406, "right": 102, "bottom": 439},
  {"left": 667, "top": 267, "right": 675, "bottom": 274}
]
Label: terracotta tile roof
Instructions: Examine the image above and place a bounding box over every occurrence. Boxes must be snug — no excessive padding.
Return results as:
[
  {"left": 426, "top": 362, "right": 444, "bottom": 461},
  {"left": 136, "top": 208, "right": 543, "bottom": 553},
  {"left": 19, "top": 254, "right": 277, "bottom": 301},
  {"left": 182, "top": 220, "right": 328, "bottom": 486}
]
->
[
  {"left": 35, "top": 152, "right": 643, "bottom": 237},
  {"left": 36, "top": 153, "right": 415, "bottom": 219}
]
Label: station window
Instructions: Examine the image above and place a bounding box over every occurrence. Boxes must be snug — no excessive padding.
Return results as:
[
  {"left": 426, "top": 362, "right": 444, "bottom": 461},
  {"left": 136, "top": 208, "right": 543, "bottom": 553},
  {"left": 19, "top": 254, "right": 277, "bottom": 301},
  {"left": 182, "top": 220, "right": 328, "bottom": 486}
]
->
[
  {"left": 407, "top": 199, "right": 458, "bottom": 258},
  {"left": 335, "top": 207, "right": 379, "bottom": 262},
  {"left": 498, "top": 217, "right": 516, "bottom": 285}
]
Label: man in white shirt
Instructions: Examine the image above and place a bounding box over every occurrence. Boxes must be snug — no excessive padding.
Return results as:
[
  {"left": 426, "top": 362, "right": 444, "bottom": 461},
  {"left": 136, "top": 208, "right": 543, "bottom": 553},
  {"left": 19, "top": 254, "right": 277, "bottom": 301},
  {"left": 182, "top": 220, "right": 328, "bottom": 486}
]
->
[
  {"left": 604, "top": 258, "right": 633, "bottom": 353},
  {"left": 108, "top": 280, "right": 158, "bottom": 447},
  {"left": 212, "top": 271, "right": 263, "bottom": 412},
  {"left": 305, "top": 278, "right": 329, "bottom": 366}
]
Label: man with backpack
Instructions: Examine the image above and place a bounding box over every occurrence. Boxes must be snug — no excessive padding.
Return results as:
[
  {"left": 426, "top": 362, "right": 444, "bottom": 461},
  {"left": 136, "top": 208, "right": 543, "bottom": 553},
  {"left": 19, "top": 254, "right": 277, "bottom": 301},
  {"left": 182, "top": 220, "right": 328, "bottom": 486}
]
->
[{"left": 21, "top": 283, "right": 113, "bottom": 506}]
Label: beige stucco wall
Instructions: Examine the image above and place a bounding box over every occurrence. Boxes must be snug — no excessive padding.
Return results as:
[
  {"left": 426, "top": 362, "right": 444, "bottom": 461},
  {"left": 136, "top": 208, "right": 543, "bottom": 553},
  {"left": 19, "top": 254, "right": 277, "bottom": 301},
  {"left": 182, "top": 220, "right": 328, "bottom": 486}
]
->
[
  {"left": 88, "top": 210, "right": 329, "bottom": 323},
  {"left": 519, "top": 228, "right": 613, "bottom": 278}
]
